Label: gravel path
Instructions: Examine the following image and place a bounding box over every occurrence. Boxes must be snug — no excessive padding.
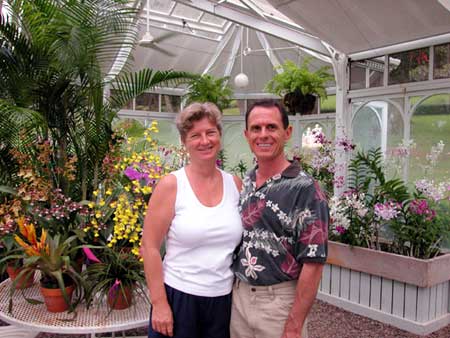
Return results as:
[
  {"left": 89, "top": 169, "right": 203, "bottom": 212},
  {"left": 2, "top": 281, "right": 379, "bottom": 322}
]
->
[{"left": 2, "top": 300, "right": 449, "bottom": 337}]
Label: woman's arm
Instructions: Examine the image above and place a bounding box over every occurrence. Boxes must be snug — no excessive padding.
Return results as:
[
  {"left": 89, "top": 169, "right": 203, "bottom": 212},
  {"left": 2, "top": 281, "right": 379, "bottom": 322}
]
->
[
  {"left": 141, "top": 174, "right": 177, "bottom": 337},
  {"left": 233, "top": 175, "right": 242, "bottom": 192}
]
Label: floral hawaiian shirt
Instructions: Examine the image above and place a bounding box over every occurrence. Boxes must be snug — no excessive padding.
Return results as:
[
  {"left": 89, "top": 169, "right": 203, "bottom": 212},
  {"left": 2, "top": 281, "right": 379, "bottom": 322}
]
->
[{"left": 233, "top": 161, "right": 328, "bottom": 286}]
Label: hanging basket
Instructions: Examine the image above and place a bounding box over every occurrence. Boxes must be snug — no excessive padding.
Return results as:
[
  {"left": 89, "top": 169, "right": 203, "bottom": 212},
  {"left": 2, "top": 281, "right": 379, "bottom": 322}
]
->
[{"left": 283, "top": 89, "right": 317, "bottom": 115}]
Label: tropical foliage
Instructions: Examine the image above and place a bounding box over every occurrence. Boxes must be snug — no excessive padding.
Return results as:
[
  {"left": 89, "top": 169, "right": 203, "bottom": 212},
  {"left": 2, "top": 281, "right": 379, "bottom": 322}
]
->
[
  {"left": 0, "top": 0, "right": 194, "bottom": 311},
  {"left": 0, "top": 0, "right": 193, "bottom": 202},
  {"left": 184, "top": 74, "right": 233, "bottom": 111}
]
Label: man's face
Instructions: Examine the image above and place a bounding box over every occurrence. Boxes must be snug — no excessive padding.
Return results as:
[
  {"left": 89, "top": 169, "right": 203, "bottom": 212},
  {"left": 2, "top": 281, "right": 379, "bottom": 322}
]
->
[{"left": 244, "top": 106, "right": 292, "bottom": 162}]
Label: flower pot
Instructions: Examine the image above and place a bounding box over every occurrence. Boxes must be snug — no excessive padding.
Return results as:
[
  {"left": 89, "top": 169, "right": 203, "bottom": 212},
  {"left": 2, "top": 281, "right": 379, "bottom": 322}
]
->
[
  {"left": 283, "top": 90, "right": 316, "bottom": 115},
  {"left": 6, "top": 264, "right": 35, "bottom": 289},
  {"left": 318, "top": 241, "right": 450, "bottom": 336},
  {"left": 107, "top": 284, "right": 133, "bottom": 310},
  {"left": 40, "top": 284, "right": 75, "bottom": 313}
]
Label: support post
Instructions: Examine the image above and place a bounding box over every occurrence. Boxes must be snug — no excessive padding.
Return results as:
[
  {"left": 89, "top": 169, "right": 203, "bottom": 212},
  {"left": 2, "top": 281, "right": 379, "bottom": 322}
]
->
[{"left": 323, "top": 43, "right": 349, "bottom": 196}]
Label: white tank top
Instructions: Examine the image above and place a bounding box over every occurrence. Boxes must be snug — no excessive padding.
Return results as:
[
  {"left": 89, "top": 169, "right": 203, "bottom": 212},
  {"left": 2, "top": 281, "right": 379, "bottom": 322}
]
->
[{"left": 163, "top": 168, "right": 243, "bottom": 297}]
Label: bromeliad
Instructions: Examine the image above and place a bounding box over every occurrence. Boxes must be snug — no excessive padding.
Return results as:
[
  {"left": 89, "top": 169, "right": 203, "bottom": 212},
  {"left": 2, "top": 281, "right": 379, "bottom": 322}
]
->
[{"left": 14, "top": 218, "right": 49, "bottom": 257}]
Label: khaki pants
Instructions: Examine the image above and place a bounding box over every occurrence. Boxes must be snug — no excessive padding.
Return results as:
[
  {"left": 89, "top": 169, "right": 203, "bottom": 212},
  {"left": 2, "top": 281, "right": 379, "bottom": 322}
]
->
[{"left": 230, "top": 280, "right": 308, "bottom": 338}]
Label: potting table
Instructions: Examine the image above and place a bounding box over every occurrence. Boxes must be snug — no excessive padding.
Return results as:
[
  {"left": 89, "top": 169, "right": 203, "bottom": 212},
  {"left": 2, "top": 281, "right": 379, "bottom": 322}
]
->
[{"left": 0, "top": 277, "right": 150, "bottom": 338}]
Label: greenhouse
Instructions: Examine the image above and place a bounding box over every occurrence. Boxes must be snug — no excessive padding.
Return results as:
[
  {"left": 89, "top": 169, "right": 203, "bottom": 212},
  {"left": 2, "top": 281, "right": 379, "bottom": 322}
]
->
[{"left": 0, "top": 0, "right": 449, "bottom": 337}]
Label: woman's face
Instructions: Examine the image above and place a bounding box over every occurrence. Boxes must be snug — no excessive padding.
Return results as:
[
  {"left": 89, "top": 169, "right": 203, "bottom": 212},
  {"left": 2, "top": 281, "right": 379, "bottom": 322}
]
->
[{"left": 183, "top": 117, "right": 221, "bottom": 162}]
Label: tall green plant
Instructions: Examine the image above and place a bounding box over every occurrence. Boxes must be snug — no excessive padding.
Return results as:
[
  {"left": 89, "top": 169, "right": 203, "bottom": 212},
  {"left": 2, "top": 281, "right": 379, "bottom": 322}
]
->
[
  {"left": 184, "top": 74, "right": 232, "bottom": 111},
  {"left": 0, "top": 0, "right": 194, "bottom": 200}
]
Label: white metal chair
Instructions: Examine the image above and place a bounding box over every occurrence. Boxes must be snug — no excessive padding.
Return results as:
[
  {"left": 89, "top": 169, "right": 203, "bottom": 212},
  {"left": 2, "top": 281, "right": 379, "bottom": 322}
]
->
[{"left": 0, "top": 325, "right": 38, "bottom": 338}]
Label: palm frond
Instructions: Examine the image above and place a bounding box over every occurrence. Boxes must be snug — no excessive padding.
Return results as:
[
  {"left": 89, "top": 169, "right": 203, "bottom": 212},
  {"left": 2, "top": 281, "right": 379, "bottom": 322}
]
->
[{"left": 110, "top": 69, "right": 195, "bottom": 111}]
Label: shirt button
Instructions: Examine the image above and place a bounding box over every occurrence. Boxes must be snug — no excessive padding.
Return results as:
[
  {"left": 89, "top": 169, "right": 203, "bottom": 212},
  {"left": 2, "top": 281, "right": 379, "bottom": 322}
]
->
[{"left": 251, "top": 288, "right": 256, "bottom": 292}]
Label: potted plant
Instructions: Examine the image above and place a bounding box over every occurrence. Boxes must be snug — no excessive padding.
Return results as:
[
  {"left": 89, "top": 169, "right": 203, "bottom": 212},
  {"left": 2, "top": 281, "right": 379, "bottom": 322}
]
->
[
  {"left": 0, "top": 212, "right": 36, "bottom": 289},
  {"left": 287, "top": 135, "right": 450, "bottom": 334},
  {"left": 83, "top": 247, "right": 147, "bottom": 310},
  {"left": 265, "top": 57, "right": 333, "bottom": 114},
  {"left": 322, "top": 146, "right": 450, "bottom": 335},
  {"left": 8, "top": 219, "right": 84, "bottom": 313},
  {"left": 184, "top": 74, "right": 233, "bottom": 111},
  {"left": 0, "top": 0, "right": 194, "bottom": 206},
  {"left": 82, "top": 123, "right": 185, "bottom": 257}
]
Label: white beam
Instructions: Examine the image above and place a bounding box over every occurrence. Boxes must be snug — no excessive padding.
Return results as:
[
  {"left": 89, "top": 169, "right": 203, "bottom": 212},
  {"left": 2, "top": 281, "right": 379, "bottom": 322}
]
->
[
  {"left": 323, "top": 42, "right": 349, "bottom": 196},
  {"left": 224, "top": 26, "right": 243, "bottom": 78},
  {"left": 147, "top": 23, "right": 219, "bottom": 41},
  {"left": 147, "top": 13, "right": 224, "bottom": 34},
  {"left": 303, "top": 46, "right": 332, "bottom": 64},
  {"left": 350, "top": 32, "right": 450, "bottom": 61},
  {"left": 174, "top": 0, "right": 330, "bottom": 56},
  {"left": 255, "top": 31, "right": 282, "bottom": 72},
  {"left": 202, "top": 24, "right": 237, "bottom": 74},
  {"left": 240, "top": 0, "right": 266, "bottom": 20}
]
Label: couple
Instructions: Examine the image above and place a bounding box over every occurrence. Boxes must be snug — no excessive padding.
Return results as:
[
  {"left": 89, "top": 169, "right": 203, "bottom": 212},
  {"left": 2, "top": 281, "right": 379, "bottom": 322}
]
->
[{"left": 141, "top": 99, "right": 329, "bottom": 338}]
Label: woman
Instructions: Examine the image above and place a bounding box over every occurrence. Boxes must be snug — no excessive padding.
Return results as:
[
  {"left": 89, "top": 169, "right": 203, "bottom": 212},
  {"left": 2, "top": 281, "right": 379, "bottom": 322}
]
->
[{"left": 141, "top": 102, "right": 243, "bottom": 338}]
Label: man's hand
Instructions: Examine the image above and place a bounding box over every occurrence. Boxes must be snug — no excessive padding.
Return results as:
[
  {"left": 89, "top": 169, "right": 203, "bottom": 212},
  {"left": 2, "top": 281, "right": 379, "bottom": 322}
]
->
[
  {"left": 281, "top": 321, "right": 302, "bottom": 338},
  {"left": 152, "top": 301, "right": 174, "bottom": 337},
  {"left": 281, "top": 312, "right": 303, "bottom": 338},
  {"left": 281, "top": 262, "right": 324, "bottom": 338}
]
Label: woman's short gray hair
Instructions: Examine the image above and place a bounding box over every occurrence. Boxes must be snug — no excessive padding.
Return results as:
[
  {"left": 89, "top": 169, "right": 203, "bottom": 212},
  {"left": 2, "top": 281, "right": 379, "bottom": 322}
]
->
[{"left": 175, "top": 102, "right": 223, "bottom": 141}]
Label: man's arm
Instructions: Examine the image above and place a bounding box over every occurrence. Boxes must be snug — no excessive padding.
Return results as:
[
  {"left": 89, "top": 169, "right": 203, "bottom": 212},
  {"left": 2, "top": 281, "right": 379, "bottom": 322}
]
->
[{"left": 281, "top": 262, "right": 324, "bottom": 338}]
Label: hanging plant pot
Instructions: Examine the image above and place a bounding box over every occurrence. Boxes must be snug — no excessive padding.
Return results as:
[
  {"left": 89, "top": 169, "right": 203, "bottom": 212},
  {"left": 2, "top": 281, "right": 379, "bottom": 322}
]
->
[
  {"left": 40, "top": 284, "right": 75, "bottom": 313},
  {"left": 283, "top": 89, "right": 317, "bottom": 115},
  {"left": 6, "top": 264, "right": 35, "bottom": 289},
  {"left": 107, "top": 284, "right": 133, "bottom": 310}
]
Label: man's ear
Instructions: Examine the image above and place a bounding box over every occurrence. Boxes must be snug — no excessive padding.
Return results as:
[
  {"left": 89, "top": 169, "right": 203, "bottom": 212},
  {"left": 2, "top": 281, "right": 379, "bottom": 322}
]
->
[
  {"left": 285, "top": 125, "right": 293, "bottom": 140},
  {"left": 244, "top": 129, "right": 249, "bottom": 141}
]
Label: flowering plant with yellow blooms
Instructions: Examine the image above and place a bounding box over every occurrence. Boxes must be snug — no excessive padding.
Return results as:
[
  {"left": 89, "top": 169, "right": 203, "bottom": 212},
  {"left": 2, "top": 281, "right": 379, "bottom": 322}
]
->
[{"left": 83, "top": 121, "right": 186, "bottom": 258}]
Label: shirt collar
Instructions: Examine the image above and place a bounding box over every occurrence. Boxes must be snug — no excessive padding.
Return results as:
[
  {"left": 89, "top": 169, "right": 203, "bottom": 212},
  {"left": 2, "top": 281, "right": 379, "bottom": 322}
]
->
[{"left": 249, "top": 160, "right": 301, "bottom": 182}]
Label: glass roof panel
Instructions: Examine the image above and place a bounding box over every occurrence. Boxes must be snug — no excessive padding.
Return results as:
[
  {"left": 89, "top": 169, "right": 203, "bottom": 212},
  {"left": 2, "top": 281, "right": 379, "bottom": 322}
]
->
[
  {"left": 172, "top": 3, "right": 203, "bottom": 21},
  {"left": 149, "top": 0, "right": 174, "bottom": 14},
  {"left": 201, "top": 13, "right": 227, "bottom": 27},
  {"left": 250, "top": 0, "right": 296, "bottom": 24},
  {"left": 216, "top": 0, "right": 303, "bottom": 30}
]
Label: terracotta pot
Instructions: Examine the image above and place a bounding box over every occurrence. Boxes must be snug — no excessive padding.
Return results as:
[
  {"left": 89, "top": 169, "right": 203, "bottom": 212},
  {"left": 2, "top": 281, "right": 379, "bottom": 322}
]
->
[
  {"left": 6, "top": 264, "right": 35, "bottom": 289},
  {"left": 107, "top": 284, "right": 133, "bottom": 310},
  {"left": 40, "top": 284, "right": 75, "bottom": 313}
]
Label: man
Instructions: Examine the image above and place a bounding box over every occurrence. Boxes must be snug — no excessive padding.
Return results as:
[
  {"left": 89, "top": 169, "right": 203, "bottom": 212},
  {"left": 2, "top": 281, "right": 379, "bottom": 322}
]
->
[{"left": 231, "top": 99, "right": 328, "bottom": 338}]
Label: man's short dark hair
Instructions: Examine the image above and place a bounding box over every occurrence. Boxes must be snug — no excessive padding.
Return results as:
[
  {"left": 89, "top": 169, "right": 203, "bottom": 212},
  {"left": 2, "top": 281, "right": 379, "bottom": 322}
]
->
[{"left": 245, "top": 99, "right": 289, "bottom": 130}]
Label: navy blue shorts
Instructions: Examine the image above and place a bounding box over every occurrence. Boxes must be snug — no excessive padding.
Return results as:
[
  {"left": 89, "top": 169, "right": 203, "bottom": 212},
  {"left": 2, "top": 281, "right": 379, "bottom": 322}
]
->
[{"left": 148, "top": 284, "right": 232, "bottom": 338}]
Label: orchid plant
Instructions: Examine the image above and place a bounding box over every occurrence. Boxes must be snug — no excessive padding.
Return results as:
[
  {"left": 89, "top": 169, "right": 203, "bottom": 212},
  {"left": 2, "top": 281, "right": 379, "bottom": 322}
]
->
[
  {"left": 83, "top": 121, "right": 186, "bottom": 258},
  {"left": 0, "top": 140, "right": 90, "bottom": 276},
  {"left": 288, "top": 126, "right": 354, "bottom": 197},
  {"left": 329, "top": 142, "right": 450, "bottom": 259}
]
